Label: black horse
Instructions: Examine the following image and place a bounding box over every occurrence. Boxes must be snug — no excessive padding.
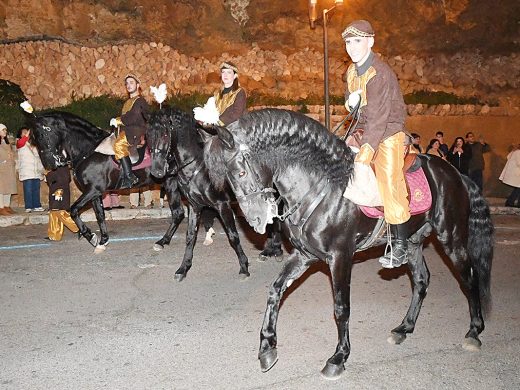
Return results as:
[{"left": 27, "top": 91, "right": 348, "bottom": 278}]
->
[
  {"left": 30, "top": 111, "right": 181, "bottom": 253},
  {"left": 147, "top": 106, "right": 283, "bottom": 280},
  {"left": 203, "top": 109, "right": 494, "bottom": 379}
]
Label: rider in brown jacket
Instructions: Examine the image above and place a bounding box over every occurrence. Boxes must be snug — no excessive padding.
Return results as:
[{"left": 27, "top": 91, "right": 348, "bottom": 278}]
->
[{"left": 343, "top": 20, "right": 410, "bottom": 268}]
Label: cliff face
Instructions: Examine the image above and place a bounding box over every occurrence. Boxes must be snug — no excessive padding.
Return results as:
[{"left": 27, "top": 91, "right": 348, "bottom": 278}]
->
[{"left": 1, "top": 0, "right": 518, "bottom": 57}]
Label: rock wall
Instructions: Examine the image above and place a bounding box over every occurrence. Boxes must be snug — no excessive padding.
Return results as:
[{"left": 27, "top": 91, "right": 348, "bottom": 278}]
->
[{"left": 0, "top": 39, "right": 519, "bottom": 114}]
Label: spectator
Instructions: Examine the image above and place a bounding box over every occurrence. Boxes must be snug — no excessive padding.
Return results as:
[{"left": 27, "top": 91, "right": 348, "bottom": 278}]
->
[
  {"left": 130, "top": 187, "right": 152, "bottom": 209},
  {"left": 45, "top": 165, "right": 79, "bottom": 241},
  {"left": 102, "top": 192, "right": 124, "bottom": 211},
  {"left": 0, "top": 124, "right": 17, "bottom": 215},
  {"left": 499, "top": 144, "right": 520, "bottom": 208},
  {"left": 466, "top": 132, "right": 490, "bottom": 191},
  {"left": 410, "top": 133, "right": 423, "bottom": 153},
  {"left": 435, "top": 131, "right": 449, "bottom": 156},
  {"left": 426, "top": 139, "right": 446, "bottom": 160},
  {"left": 447, "top": 136, "right": 472, "bottom": 175},
  {"left": 16, "top": 127, "right": 45, "bottom": 212}
]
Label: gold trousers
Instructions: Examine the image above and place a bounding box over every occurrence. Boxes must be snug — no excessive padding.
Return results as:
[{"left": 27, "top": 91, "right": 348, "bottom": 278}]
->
[
  {"left": 373, "top": 132, "right": 411, "bottom": 224},
  {"left": 48, "top": 210, "right": 79, "bottom": 241},
  {"left": 114, "top": 131, "right": 130, "bottom": 160}
]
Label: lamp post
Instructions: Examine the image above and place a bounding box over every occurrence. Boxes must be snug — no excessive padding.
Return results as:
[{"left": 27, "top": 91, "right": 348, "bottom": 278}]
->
[{"left": 309, "top": 0, "right": 344, "bottom": 131}]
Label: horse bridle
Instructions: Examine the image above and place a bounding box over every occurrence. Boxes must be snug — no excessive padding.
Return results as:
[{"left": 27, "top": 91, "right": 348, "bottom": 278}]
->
[
  {"left": 39, "top": 124, "right": 69, "bottom": 167},
  {"left": 226, "top": 142, "right": 331, "bottom": 259},
  {"left": 224, "top": 144, "right": 277, "bottom": 204}
]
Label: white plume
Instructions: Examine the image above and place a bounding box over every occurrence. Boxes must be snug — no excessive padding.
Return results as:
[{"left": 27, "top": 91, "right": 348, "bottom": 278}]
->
[
  {"left": 150, "top": 83, "right": 167, "bottom": 106},
  {"left": 193, "top": 97, "right": 220, "bottom": 125},
  {"left": 20, "top": 100, "right": 34, "bottom": 113}
]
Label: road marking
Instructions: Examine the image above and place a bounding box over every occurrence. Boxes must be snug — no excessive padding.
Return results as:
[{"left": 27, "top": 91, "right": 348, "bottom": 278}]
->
[
  {"left": 0, "top": 236, "right": 164, "bottom": 251},
  {"left": 0, "top": 243, "right": 52, "bottom": 251}
]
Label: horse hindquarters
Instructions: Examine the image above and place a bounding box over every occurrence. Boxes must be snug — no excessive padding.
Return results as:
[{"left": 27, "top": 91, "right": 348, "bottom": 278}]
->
[{"left": 425, "top": 158, "right": 493, "bottom": 349}]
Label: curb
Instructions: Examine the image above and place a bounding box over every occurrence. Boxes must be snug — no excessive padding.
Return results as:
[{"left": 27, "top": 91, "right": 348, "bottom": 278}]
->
[{"left": 1, "top": 203, "right": 518, "bottom": 228}]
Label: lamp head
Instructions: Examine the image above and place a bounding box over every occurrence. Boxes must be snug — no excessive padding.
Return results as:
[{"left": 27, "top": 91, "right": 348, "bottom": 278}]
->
[{"left": 309, "top": 0, "right": 317, "bottom": 29}]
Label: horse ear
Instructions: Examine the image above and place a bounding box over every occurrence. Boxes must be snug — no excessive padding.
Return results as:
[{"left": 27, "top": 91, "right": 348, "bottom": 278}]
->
[
  {"left": 196, "top": 124, "right": 216, "bottom": 143},
  {"left": 215, "top": 125, "right": 235, "bottom": 149}
]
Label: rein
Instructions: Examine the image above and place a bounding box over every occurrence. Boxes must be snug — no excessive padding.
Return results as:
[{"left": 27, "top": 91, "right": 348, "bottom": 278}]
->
[{"left": 283, "top": 176, "right": 332, "bottom": 259}]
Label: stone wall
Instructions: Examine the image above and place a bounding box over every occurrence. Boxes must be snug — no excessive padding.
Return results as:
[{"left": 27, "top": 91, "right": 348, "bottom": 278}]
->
[{"left": 0, "top": 39, "right": 518, "bottom": 114}]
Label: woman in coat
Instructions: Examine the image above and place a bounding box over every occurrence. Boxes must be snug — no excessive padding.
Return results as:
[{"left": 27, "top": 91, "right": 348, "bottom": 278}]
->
[
  {"left": 500, "top": 144, "right": 520, "bottom": 207},
  {"left": 16, "top": 127, "right": 45, "bottom": 212},
  {"left": 447, "top": 136, "right": 472, "bottom": 175},
  {"left": 0, "top": 124, "right": 17, "bottom": 215}
]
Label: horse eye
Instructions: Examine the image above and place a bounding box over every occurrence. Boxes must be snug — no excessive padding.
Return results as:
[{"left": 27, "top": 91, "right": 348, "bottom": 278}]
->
[{"left": 238, "top": 171, "right": 247, "bottom": 178}]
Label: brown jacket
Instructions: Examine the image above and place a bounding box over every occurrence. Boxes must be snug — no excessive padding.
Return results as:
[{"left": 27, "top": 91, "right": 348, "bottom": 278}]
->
[
  {"left": 121, "top": 96, "right": 149, "bottom": 146},
  {"left": 214, "top": 88, "right": 247, "bottom": 125},
  {"left": 346, "top": 53, "right": 406, "bottom": 150}
]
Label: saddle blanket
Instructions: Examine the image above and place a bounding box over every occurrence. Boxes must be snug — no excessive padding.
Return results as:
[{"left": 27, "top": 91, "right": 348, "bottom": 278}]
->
[
  {"left": 111, "top": 147, "right": 152, "bottom": 171},
  {"left": 343, "top": 162, "right": 432, "bottom": 218}
]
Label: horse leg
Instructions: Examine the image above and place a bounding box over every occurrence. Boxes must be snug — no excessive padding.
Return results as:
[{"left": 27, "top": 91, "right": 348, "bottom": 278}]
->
[
  {"left": 217, "top": 203, "right": 250, "bottom": 279},
  {"left": 258, "top": 219, "right": 284, "bottom": 263},
  {"left": 258, "top": 252, "right": 316, "bottom": 372},
  {"left": 320, "top": 254, "right": 354, "bottom": 380},
  {"left": 70, "top": 190, "right": 100, "bottom": 247},
  {"left": 174, "top": 204, "right": 200, "bottom": 282},
  {"left": 388, "top": 224, "right": 432, "bottom": 344},
  {"left": 437, "top": 239, "right": 485, "bottom": 351},
  {"left": 91, "top": 196, "right": 109, "bottom": 254},
  {"left": 154, "top": 186, "right": 185, "bottom": 251}
]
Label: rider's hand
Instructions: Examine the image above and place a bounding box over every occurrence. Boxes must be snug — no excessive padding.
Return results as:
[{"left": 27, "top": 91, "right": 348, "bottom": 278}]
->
[
  {"left": 345, "top": 89, "right": 362, "bottom": 112},
  {"left": 354, "top": 143, "right": 375, "bottom": 165},
  {"left": 110, "top": 117, "right": 122, "bottom": 127}
]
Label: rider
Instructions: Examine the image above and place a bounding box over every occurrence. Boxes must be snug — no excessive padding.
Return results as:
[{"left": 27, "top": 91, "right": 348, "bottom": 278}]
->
[
  {"left": 110, "top": 73, "right": 150, "bottom": 189},
  {"left": 342, "top": 20, "right": 410, "bottom": 269},
  {"left": 202, "top": 61, "right": 248, "bottom": 245}
]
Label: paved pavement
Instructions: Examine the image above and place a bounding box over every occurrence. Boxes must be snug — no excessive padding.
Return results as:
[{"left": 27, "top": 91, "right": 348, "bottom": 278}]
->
[{"left": 0, "top": 212, "right": 519, "bottom": 389}]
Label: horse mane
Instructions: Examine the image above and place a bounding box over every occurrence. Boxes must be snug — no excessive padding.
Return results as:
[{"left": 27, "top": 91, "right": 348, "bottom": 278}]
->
[
  {"left": 204, "top": 109, "right": 355, "bottom": 190},
  {"left": 35, "top": 111, "right": 109, "bottom": 160}
]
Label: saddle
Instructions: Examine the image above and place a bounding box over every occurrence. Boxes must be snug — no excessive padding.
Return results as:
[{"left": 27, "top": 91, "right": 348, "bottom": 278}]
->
[{"left": 359, "top": 152, "right": 432, "bottom": 219}]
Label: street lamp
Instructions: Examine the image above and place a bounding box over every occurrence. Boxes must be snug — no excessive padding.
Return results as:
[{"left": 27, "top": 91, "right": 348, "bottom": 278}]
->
[{"left": 309, "top": 0, "right": 344, "bottom": 131}]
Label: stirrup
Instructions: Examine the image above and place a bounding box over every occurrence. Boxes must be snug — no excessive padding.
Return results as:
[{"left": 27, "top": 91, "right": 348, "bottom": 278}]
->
[{"left": 379, "top": 228, "right": 408, "bottom": 269}]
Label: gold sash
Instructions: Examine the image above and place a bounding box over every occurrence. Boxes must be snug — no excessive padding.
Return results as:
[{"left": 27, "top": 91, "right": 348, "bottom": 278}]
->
[
  {"left": 346, "top": 64, "right": 376, "bottom": 110},
  {"left": 214, "top": 88, "right": 243, "bottom": 116}
]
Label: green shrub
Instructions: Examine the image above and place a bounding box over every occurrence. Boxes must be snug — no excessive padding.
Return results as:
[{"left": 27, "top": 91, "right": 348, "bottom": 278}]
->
[
  {"left": 0, "top": 79, "right": 29, "bottom": 136},
  {"left": 41, "top": 95, "right": 124, "bottom": 129},
  {"left": 403, "top": 90, "right": 496, "bottom": 106}
]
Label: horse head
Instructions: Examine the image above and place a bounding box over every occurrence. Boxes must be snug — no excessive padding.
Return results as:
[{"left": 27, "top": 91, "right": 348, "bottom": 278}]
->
[
  {"left": 32, "top": 115, "right": 68, "bottom": 169},
  {"left": 148, "top": 109, "right": 174, "bottom": 178},
  {"left": 203, "top": 123, "right": 278, "bottom": 235}
]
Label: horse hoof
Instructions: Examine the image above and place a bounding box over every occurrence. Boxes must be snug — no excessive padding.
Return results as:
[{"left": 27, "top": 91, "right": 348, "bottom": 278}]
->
[
  {"left": 153, "top": 243, "right": 164, "bottom": 252},
  {"left": 275, "top": 254, "right": 284, "bottom": 263},
  {"left": 259, "top": 348, "right": 278, "bottom": 372},
  {"left": 387, "top": 332, "right": 407, "bottom": 345},
  {"left": 320, "top": 362, "right": 345, "bottom": 380},
  {"left": 238, "top": 272, "right": 250, "bottom": 281},
  {"left": 257, "top": 254, "right": 269, "bottom": 263},
  {"left": 93, "top": 244, "right": 106, "bottom": 254},
  {"left": 88, "top": 233, "right": 99, "bottom": 247},
  {"left": 462, "top": 337, "right": 481, "bottom": 351},
  {"left": 174, "top": 273, "right": 186, "bottom": 282}
]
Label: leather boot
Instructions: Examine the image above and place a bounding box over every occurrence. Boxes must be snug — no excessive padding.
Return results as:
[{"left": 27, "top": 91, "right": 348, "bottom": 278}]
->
[
  {"left": 119, "top": 156, "right": 139, "bottom": 189},
  {"left": 379, "top": 223, "right": 409, "bottom": 269}
]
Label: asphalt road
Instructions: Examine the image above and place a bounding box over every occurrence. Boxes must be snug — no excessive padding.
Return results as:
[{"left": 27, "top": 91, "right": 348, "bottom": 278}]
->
[{"left": 1, "top": 215, "right": 519, "bottom": 389}]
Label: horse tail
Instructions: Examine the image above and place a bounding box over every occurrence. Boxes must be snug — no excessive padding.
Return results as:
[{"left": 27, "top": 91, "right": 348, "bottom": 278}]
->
[{"left": 461, "top": 175, "right": 494, "bottom": 315}]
